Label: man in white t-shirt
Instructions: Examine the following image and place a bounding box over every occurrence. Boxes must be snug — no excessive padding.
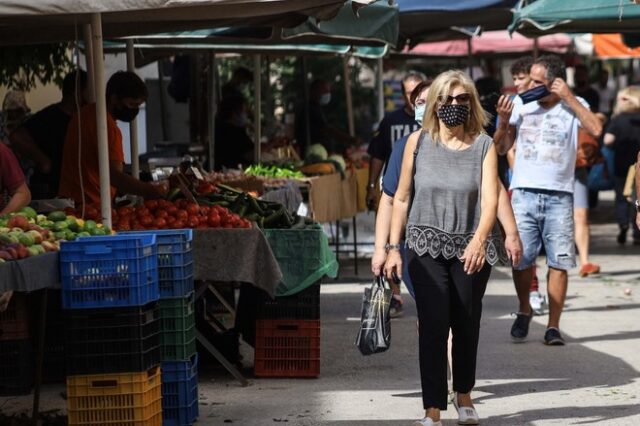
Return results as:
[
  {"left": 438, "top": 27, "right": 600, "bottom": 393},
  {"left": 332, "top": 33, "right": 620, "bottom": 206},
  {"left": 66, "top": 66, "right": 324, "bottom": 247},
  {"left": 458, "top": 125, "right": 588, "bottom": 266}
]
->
[{"left": 495, "top": 55, "right": 602, "bottom": 346}]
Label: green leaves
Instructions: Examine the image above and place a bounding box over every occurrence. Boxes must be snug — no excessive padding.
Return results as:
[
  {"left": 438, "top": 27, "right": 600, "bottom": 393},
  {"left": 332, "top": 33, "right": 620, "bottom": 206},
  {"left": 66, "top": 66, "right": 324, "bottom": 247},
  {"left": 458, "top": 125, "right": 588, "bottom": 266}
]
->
[{"left": 0, "top": 43, "right": 73, "bottom": 90}]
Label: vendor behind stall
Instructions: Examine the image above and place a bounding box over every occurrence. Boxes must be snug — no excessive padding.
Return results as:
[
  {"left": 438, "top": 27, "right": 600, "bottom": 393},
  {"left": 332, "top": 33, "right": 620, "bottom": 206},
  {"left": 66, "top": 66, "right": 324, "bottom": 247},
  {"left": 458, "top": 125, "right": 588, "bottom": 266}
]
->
[
  {"left": 214, "top": 95, "right": 254, "bottom": 170},
  {"left": 58, "top": 71, "right": 164, "bottom": 207},
  {"left": 295, "top": 79, "right": 360, "bottom": 155},
  {"left": 0, "top": 142, "right": 31, "bottom": 311},
  {"left": 10, "top": 70, "right": 89, "bottom": 200}
]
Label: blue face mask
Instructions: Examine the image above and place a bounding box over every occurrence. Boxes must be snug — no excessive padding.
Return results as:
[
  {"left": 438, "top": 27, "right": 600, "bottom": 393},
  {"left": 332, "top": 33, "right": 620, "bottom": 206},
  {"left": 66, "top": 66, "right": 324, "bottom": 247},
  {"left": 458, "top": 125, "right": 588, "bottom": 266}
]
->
[
  {"left": 319, "top": 93, "right": 331, "bottom": 106},
  {"left": 414, "top": 104, "right": 426, "bottom": 126},
  {"left": 519, "top": 84, "right": 551, "bottom": 104}
]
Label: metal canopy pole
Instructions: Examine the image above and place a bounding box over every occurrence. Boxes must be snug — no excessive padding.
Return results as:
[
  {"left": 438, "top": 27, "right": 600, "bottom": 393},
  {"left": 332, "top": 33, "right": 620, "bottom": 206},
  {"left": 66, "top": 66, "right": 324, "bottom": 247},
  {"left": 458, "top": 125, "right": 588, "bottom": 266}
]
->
[
  {"left": 83, "top": 24, "right": 96, "bottom": 103},
  {"left": 208, "top": 53, "right": 217, "bottom": 171},
  {"left": 376, "top": 57, "right": 384, "bottom": 122},
  {"left": 342, "top": 55, "right": 358, "bottom": 275},
  {"left": 126, "top": 40, "right": 140, "bottom": 179},
  {"left": 467, "top": 38, "right": 474, "bottom": 79},
  {"left": 91, "top": 13, "right": 112, "bottom": 229},
  {"left": 253, "top": 54, "right": 262, "bottom": 164}
]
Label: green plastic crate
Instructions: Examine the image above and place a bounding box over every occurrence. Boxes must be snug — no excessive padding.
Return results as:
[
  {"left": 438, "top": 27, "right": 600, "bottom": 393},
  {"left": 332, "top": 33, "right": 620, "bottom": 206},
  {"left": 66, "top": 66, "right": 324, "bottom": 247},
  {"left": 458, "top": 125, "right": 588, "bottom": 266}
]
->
[{"left": 159, "top": 293, "right": 196, "bottom": 361}]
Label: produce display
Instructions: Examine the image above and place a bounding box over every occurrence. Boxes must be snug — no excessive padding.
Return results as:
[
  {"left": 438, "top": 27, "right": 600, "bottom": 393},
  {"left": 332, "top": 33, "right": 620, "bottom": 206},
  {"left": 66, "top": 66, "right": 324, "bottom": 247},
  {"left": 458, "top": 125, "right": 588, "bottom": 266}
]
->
[
  {"left": 302, "top": 143, "right": 346, "bottom": 176},
  {"left": 111, "top": 199, "right": 251, "bottom": 231},
  {"left": 197, "top": 184, "right": 311, "bottom": 229},
  {"left": 0, "top": 207, "right": 108, "bottom": 261},
  {"left": 244, "top": 164, "right": 304, "bottom": 179}
]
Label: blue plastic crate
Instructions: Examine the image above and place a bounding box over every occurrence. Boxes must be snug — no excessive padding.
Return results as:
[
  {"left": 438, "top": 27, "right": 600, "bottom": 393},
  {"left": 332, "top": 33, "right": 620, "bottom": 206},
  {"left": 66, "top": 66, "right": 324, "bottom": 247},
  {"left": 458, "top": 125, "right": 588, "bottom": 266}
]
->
[
  {"left": 162, "top": 353, "right": 198, "bottom": 426},
  {"left": 60, "top": 235, "right": 159, "bottom": 309},
  {"left": 122, "top": 230, "right": 194, "bottom": 298}
]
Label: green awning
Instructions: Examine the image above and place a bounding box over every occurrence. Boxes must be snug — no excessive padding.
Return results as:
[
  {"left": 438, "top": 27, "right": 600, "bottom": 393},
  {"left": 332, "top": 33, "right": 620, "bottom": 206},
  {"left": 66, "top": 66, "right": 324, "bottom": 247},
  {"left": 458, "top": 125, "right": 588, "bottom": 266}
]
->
[{"left": 510, "top": 0, "right": 640, "bottom": 36}]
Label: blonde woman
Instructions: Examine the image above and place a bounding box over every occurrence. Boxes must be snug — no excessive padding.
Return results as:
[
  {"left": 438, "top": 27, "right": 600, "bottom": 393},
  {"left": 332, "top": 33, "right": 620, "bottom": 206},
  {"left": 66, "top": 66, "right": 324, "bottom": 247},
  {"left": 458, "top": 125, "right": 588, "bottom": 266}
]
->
[
  {"left": 385, "top": 70, "right": 507, "bottom": 426},
  {"left": 604, "top": 86, "right": 640, "bottom": 245}
]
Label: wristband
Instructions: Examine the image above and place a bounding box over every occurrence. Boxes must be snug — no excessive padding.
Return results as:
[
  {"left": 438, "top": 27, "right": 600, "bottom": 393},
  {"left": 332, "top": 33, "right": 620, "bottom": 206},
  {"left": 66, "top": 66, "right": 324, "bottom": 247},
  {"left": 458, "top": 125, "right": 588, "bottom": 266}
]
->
[{"left": 385, "top": 243, "right": 401, "bottom": 251}]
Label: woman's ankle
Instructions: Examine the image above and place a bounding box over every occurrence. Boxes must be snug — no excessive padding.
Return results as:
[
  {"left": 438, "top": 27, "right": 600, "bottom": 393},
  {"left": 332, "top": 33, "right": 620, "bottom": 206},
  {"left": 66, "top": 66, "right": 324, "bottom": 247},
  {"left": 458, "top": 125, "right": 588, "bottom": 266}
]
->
[
  {"left": 456, "top": 392, "right": 474, "bottom": 407},
  {"left": 425, "top": 407, "right": 440, "bottom": 421}
]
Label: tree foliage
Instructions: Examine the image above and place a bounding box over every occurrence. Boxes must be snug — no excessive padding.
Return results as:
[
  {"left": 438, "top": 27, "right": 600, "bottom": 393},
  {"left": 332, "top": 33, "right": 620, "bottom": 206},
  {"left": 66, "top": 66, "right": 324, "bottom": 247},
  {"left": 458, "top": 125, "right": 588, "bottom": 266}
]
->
[{"left": 0, "top": 43, "right": 74, "bottom": 90}]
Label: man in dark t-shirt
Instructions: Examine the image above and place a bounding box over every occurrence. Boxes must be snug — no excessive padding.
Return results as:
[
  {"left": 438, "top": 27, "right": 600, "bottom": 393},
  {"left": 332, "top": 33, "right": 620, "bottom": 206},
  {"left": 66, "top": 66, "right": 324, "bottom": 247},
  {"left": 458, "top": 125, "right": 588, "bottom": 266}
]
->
[
  {"left": 366, "top": 71, "right": 426, "bottom": 211},
  {"left": 574, "top": 64, "right": 600, "bottom": 113},
  {"left": 10, "top": 70, "right": 88, "bottom": 199}
]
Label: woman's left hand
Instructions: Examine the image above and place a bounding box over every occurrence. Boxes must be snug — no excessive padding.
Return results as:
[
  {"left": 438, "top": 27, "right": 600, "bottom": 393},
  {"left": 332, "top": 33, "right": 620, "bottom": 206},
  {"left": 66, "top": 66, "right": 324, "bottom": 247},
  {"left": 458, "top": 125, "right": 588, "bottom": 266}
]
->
[{"left": 460, "top": 237, "right": 486, "bottom": 274}]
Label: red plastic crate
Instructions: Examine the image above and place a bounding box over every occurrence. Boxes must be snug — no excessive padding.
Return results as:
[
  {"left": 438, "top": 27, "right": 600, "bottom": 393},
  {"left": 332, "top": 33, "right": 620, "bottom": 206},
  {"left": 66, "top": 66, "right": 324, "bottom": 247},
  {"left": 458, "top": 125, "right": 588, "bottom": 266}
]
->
[
  {"left": 254, "top": 319, "right": 320, "bottom": 378},
  {"left": 0, "top": 293, "right": 29, "bottom": 341}
]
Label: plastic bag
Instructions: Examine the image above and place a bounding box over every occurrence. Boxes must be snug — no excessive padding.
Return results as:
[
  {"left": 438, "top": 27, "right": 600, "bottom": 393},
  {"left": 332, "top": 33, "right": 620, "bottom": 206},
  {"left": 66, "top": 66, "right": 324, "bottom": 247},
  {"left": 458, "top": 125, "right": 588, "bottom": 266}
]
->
[{"left": 355, "top": 276, "right": 392, "bottom": 356}]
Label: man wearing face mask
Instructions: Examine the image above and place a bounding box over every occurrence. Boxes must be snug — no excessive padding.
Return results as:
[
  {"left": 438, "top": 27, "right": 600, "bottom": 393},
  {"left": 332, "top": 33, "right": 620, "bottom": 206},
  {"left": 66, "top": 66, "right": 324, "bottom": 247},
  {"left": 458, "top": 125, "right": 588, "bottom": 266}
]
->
[
  {"left": 214, "top": 95, "right": 254, "bottom": 170},
  {"left": 295, "top": 79, "right": 358, "bottom": 155},
  {"left": 495, "top": 55, "right": 602, "bottom": 346},
  {"left": 366, "top": 71, "right": 426, "bottom": 212},
  {"left": 58, "top": 71, "right": 164, "bottom": 207}
]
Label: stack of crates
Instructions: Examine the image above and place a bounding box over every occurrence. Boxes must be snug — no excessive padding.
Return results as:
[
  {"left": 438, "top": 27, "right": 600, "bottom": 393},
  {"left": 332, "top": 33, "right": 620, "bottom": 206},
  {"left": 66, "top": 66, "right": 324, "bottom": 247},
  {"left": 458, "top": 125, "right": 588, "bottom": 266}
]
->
[
  {"left": 125, "top": 229, "right": 198, "bottom": 426},
  {"left": 0, "top": 293, "right": 32, "bottom": 395},
  {"left": 60, "top": 234, "right": 162, "bottom": 426},
  {"left": 254, "top": 283, "right": 321, "bottom": 378}
]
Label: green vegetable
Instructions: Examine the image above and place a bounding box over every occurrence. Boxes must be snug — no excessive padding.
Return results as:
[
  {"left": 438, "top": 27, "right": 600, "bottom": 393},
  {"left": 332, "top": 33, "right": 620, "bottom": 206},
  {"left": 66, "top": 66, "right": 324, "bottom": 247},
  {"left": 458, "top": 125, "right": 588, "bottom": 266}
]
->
[
  {"left": 47, "top": 211, "right": 67, "bottom": 222},
  {"left": 305, "top": 144, "right": 328, "bottom": 162}
]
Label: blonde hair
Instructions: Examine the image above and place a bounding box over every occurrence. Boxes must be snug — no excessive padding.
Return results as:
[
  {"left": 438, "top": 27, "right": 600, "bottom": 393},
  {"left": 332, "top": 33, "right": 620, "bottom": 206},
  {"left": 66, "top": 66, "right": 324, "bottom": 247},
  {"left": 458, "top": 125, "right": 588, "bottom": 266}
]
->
[
  {"left": 613, "top": 86, "right": 640, "bottom": 116},
  {"left": 422, "top": 70, "right": 488, "bottom": 141}
]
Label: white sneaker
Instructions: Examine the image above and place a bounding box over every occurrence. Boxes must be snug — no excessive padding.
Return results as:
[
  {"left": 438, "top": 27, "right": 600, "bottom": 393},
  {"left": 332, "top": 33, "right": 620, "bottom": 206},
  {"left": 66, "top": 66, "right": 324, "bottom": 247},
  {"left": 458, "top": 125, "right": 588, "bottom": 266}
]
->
[
  {"left": 453, "top": 393, "right": 480, "bottom": 425},
  {"left": 529, "top": 291, "right": 544, "bottom": 316},
  {"left": 413, "top": 418, "right": 442, "bottom": 426}
]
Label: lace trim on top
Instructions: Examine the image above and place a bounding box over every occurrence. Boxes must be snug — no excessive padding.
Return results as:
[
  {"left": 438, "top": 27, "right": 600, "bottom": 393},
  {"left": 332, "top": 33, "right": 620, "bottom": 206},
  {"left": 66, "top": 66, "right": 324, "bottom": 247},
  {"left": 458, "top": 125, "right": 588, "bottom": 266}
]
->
[{"left": 406, "top": 225, "right": 509, "bottom": 266}]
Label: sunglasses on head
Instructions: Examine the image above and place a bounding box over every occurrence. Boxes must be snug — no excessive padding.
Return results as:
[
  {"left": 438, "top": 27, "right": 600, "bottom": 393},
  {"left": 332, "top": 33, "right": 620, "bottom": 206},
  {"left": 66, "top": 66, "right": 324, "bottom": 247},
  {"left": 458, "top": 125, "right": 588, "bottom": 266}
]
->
[{"left": 438, "top": 93, "right": 471, "bottom": 105}]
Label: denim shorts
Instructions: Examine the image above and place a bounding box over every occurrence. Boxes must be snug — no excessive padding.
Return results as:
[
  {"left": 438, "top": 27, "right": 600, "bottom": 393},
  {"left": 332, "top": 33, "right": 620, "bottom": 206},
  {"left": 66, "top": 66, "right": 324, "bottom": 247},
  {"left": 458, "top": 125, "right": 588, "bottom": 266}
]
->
[{"left": 511, "top": 188, "right": 576, "bottom": 271}]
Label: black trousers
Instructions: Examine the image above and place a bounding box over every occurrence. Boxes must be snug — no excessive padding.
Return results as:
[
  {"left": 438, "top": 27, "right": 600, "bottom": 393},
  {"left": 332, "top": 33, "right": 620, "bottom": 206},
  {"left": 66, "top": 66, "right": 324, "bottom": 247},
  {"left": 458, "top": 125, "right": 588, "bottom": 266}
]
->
[{"left": 407, "top": 250, "right": 491, "bottom": 410}]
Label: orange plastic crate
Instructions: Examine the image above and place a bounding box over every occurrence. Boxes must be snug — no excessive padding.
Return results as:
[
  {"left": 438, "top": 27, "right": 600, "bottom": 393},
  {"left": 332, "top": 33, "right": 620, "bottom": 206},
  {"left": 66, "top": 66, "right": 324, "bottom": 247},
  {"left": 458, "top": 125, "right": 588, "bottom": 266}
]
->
[
  {"left": 0, "top": 292, "right": 29, "bottom": 341},
  {"left": 67, "top": 365, "right": 162, "bottom": 425},
  {"left": 254, "top": 319, "right": 320, "bottom": 378}
]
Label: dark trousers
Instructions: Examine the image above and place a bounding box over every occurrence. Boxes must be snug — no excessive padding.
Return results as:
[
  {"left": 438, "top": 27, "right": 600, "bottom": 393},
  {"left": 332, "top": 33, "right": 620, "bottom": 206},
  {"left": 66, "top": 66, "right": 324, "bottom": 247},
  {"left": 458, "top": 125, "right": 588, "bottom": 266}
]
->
[
  {"left": 407, "top": 250, "right": 491, "bottom": 410},
  {"left": 614, "top": 176, "right": 640, "bottom": 240}
]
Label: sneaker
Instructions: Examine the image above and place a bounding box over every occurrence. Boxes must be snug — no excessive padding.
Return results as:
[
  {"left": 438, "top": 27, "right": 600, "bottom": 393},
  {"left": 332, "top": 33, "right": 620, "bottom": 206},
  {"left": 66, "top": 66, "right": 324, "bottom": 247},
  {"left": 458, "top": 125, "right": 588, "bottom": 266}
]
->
[
  {"left": 413, "top": 418, "right": 442, "bottom": 426},
  {"left": 544, "top": 327, "right": 565, "bottom": 346},
  {"left": 529, "top": 291, "right": 544, "bottom": 315},
  {"left": 510, "top": 311, "right": 533, "bottom": 342},
  {"left": 389, "top": 297, "right": 404, "bottom": 318},
  {"left": 579, "top": 263, "right": 600, "bottom": 277}
]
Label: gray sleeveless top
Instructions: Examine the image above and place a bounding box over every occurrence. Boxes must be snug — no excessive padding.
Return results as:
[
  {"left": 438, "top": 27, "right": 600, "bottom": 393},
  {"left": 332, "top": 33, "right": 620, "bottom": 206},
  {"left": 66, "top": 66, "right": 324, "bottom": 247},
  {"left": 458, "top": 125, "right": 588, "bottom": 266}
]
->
[{"left": 406, "top": 132, "right": 508, "bottom": 265}]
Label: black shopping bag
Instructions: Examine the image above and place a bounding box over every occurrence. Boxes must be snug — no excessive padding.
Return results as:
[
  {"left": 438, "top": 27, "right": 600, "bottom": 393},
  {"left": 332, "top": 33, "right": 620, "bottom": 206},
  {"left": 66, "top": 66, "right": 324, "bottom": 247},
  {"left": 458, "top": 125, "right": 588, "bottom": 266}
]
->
[{"left": 355, "top": 276, "right": 392, "bottom": 355}]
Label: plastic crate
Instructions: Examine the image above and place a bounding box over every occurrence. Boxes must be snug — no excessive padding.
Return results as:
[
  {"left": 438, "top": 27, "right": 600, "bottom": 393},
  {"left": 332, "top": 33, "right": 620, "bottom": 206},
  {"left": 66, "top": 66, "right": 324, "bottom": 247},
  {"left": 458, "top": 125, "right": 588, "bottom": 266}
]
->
[
  {"left": 65, "top": 302, "right": 161, "bottom": 375},
  {"left": 0, "top": 338, "right": 33, "bottom": 395},
  {"left": 0, "top": 292, "right": 29, "bottom": 340},
  {"left": 162, "top": 353, "right": 199, "bottom": 426},
  {"left": 67, "top": 365, "right": 162, "bottom": 425},
  {"left": 60, "top": 234, "right": 159, "bottom": 309},
  {"left": 122, "top": 230, "right": 194, "bottom": 299},
  {"left": 254, "top": 319, "right": 320, "bottom": 378},
  {"left": 256, "top": 282, "right": 320, "bottom": 320},
  {"left": 160, "top": 294, "right": 196, "bottom": 361}
]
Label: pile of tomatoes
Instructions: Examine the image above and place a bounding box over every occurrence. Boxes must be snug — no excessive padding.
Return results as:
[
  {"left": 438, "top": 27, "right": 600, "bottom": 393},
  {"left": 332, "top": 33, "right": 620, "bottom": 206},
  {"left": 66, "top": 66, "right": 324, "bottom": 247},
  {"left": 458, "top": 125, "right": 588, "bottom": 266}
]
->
[{"left": 112, "top": 199, "right": 251, "bottom": 231}]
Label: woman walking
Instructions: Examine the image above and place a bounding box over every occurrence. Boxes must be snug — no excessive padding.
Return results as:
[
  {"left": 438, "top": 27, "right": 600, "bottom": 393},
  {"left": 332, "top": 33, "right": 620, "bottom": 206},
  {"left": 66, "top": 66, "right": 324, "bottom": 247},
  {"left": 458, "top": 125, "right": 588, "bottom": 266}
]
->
[{"left": 384, "top": 70, "right": 507, "bottom": 426}]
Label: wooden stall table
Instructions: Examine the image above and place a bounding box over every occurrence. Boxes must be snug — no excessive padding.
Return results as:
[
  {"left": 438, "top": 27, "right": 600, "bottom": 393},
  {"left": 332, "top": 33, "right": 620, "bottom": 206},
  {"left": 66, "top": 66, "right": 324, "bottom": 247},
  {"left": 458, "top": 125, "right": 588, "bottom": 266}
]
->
[{"left": 192, "top": 227, "right": 282, "bottom": 386}]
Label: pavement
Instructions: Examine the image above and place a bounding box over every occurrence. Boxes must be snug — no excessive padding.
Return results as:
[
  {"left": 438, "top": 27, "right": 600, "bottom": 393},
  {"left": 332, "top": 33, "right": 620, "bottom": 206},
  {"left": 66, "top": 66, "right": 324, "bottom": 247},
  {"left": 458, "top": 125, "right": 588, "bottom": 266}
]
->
[{"left": 2, "top": 194, "right": 640, "bottom": 425}]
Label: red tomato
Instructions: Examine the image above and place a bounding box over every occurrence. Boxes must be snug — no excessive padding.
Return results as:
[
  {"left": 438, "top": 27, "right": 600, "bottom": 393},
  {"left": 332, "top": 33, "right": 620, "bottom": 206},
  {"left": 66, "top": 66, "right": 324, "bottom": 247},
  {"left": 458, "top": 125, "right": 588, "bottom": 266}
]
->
[
  {"left": 166, "top": 205, "right": 178, "bottom": 216},
  {"left": 136, "top": 207, "right": 151, "bottom": 218},
  {"left": 175, "top": 199, "right": 188, "bottom": 209},
  {"left": 196, "top": 182, "right": 215, "bottom": 195},
  {"left": 199, "top": 205, "right": 210, "bottom": 215},
  {"left": 173, "top": 219, "right": 186, "bottom": 229},
  {"left": 175, "top": 210, "right": 188, "bottom": 221},
  {"left": 166, "top": 215, "right": 177, "bottom": 226},
  {"left": 185, "top": 203, "right": 200, "bottom": 215},
  {"left": 155, "top": 218, "right": 167, "bottom": 229},
  {"left": 116, "top": 206, "right": 134, "bottom": 217},
  {"left": 207, "top": 214, "right": 221, "bottom": 228},
  {"left": 144, "top": 200, "right": 159, "bottom": 211},
  {"left": 187, "top": 216, "right": 200, "bottom": 228},
  {"left": 155, "top": 210, "right": 169, "bottom": 219},
  {"left": 140, "top": 215, "right": 153, "bottom": 227}
]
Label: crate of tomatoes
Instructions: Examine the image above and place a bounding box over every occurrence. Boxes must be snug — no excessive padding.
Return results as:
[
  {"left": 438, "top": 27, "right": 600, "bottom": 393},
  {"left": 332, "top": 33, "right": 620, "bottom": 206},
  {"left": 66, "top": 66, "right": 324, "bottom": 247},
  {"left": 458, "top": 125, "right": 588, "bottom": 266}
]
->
[{"left": 112, "top": 199, "right": 252, "bottom": 231}]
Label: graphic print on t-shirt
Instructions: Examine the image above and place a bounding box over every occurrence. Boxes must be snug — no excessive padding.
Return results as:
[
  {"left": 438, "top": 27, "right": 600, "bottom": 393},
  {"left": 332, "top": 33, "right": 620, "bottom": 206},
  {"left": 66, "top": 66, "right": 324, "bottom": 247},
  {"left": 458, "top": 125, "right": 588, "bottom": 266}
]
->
[
  {"left": 390, "top": 123, "right": 418, "bottom": 146},
  {"left": 518, "top": 111, "right": 570, "bottom": 166}
]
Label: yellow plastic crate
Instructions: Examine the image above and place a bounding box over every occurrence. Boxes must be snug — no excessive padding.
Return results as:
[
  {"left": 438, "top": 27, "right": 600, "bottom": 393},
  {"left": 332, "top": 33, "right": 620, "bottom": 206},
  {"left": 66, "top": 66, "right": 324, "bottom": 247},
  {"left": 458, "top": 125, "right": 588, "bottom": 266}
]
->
[{"left": 67, "top": 365, "right": 162, "bottom": 425}]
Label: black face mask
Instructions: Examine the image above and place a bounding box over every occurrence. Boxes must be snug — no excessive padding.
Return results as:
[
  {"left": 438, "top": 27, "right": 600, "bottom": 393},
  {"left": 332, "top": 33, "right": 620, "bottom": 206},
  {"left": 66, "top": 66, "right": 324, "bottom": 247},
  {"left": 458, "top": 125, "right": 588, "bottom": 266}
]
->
[
  {"left": 520, "top": 85, "right": 551, "bottom": 104},
  {"left": 437, "top": 104, "right": 469, "bottom": 128},
  {"left": 112, "top": 105, "right": 139, "bottom": 122}
]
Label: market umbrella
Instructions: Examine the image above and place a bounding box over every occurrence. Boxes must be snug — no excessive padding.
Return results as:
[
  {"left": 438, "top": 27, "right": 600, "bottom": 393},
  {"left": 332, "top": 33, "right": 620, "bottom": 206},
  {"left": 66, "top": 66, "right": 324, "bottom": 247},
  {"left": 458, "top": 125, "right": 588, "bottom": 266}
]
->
[
  {"left": 131, "top": 0, "right": 398, "bottom": 48},
  {"left": 510, "top": 0, "right": 640, "bottom": 36},
  {"left": 397, "top": 0, "right": 520, "bottom": 45}
]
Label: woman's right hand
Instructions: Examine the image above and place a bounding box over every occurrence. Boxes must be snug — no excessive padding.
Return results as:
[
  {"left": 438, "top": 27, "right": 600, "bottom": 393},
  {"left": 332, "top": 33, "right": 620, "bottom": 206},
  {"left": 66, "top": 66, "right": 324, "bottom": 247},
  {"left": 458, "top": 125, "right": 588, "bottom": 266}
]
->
[
  {"left": 371, "top": 247, "right": 387, "bottom": 276},
  {"left": 383, "top": 249, "right": 403, "bottom": 282}
]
